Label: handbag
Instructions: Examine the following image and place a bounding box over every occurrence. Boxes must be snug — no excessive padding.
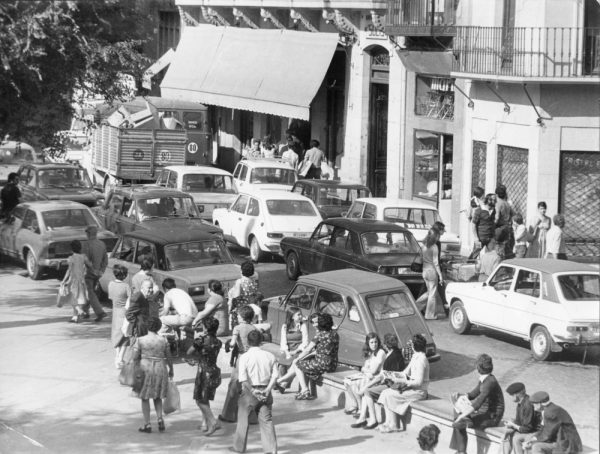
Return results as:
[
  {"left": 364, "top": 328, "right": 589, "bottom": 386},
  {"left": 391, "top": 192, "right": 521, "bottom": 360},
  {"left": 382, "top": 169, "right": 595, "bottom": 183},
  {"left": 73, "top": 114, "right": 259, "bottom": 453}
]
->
[
  {"left": 410, "top": 254, "right": 423, "bottom": 273},
  {"left": 164, "top": 380, "right": 181, "bottom": 414}
]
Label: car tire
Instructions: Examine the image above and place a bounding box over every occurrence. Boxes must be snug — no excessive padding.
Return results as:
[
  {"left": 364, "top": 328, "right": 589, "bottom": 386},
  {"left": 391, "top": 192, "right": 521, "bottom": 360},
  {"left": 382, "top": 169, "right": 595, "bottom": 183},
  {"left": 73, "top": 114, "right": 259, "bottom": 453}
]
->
[
  {"left": 286, "top": 252, "right": 301, "bottom": 280},
  {"left": 449, "top": 300, "right": 471, "bottom": 334},
  {"left": 25, "top": 249, "right": 42, "bottom": 280},
  {"left": 249, "top": 236, "right": 265, "bottom": 263},
  {"left": 530, "top": 326, "right": 553, "bottom": 361}
]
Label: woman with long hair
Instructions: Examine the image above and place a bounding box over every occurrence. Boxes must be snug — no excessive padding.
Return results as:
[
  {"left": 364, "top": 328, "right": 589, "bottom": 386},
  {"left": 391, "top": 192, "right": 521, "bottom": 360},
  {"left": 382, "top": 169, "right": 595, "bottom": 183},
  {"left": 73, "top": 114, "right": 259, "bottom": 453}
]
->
[
  {"left": 422, "top": 229, "right": 444, "bottom": 320},
  {"left": 193, "top": 279, "right": 229, "bottom": 336},
  {"left": 275, "top": 308, "right": 309, "bottom": 392},
  {"left": 527, "top": 201, "right": 551, "bottom": 258},
  {"left": 109, "top": 264, "right": 131, "bottom": 368}
]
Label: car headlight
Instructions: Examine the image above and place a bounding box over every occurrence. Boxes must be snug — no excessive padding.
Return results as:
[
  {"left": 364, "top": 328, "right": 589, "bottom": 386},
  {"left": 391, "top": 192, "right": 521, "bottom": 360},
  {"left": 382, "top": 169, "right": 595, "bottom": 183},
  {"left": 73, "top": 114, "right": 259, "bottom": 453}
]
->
[
  {"left": 566, "top": 325, "right": 590, "bottom": 332},
  {"left": 188, "top": 285, "right": 205, "bottom": 297},
  {"left": 267, "top": 232, "right": 284, "bottom": 239}
]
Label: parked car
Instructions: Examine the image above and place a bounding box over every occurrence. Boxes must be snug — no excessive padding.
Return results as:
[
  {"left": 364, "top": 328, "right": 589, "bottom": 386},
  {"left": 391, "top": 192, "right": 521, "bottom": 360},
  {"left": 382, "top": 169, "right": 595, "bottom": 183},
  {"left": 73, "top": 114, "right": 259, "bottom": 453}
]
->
[
  {"left": 94, "top": 186, "right": 222, "bottom": 237},
  {"left": 0, "top": 200, "right": 116, "bottom": 279},
  {"left": 154, "top": 165, "right": 238, "bottom": 220},
  {"left": 213, "top": 189, "right": 322, "bottom": 262},
  {"left": 17, "top": 162, "right": 104, "bottom": 208},
  {"left": 0, "top": 140, "right": 41, "bottom": 185},
  {"left": 263, "top": 269, "right": 440, "bottom": 367},
  {"left": 281, "top": 218, "right": 424, "bottom": 298},
  {"left": 346, "top": 197, "right": 461, "bottom": 259},
  {"left": 232, "top": 158, "right": 297, "bottom": 192},
  {"left": 291, "top": 179, "right": 371, "bottom": 219},
  {"left": 446, "top": 258, "right": 600, "bottom": 361},
  {"left": 99, "top": 227, "right": 240, "bottom": 308}
]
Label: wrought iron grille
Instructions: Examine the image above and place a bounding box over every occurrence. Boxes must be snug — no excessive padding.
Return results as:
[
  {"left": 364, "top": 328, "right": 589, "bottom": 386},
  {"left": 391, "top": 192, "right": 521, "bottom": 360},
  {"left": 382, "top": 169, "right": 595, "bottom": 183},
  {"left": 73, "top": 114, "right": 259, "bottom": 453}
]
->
[
  {"left": 471, "top": 141, "right": 486, "bottom": 192},
  {"left": 560, "top": 152, "right": 600, "bottom": 257},
  {"left": 497, "top": 145, "right": 528, "bottom": 220}
]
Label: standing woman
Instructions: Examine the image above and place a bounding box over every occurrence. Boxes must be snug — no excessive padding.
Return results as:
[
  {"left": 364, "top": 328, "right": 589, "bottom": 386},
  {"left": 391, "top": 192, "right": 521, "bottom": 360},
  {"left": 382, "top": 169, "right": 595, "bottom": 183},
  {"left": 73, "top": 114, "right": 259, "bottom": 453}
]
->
[
  {"left": 126, "top": 279, "right": 158, "bottom": 338},
  {"left": 228, "top": 261, "right": 261, "bottom": 328},
  {"left": 527, "top": 201, "right": 551, "bottom": 258},
  {"left": 132, "top": 317, "right": 174, "bottom": 433},
  {"left": 422, "top": 228, "right": 444, "bottom": 320},
  {"left": 276, "top": 308, "right": 309, "bottom": 391},
  {"left": 61, "top": 240, "right": 91, "bottom": 323},
  {"left": 109, "top": 264, "right": 131, "bottom": 368},
  {"left": 187, "top": 316, "right": 223, "bottom": 435},
  {"left": 193, "top": 279, "right": 230, "bottom": 336}
]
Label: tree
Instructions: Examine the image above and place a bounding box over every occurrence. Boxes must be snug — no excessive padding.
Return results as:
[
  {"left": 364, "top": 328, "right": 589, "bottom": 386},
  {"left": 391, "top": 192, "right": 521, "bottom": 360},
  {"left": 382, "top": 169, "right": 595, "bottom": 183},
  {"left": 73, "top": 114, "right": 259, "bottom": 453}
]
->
[{"left": 0, "top": 0, "right": 153, "bottom": 149}]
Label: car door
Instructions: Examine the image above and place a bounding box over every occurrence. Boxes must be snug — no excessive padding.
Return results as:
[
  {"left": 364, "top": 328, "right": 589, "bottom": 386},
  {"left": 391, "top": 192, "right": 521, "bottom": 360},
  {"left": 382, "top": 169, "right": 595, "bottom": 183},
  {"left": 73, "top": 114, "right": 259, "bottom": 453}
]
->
[
  {"left": 99, "top": 192, "right": 123, "bottom": 231},
  {"left": 242, "top": 197, "right": 260, "bottom": 245},
  {"left": 301, "top": 222, "right": 333, "bottom": 274},
  {"left": 166, "top": 171, "right": 178, "bottom": 189},
  {"left": 0, "top": 206, "right": 25, "bottom": 256},
  {"left": 103, "top": 236, "right": 136, "bottom": 290},
  {"left": 117, "top": 197, "right": 136, "bottom": 234},
  {"left": 227, "top": 195, "right": 249, "bottom": 244},
  {"left": 235, "top": 164, "right": 249, "bottom": 191},
  {"left": 277, "top": 283, "right": 317, "bottom": 340},
  {"left": 472, "top": 265, "right": 516, "bottom": 327},
  {"left": 507, "top": 268, "right": 543, "bottom": 337},
  {"left": 325, "top": 227, "right": 355, "bottom": 271},
  {"left": 17, "top": 209, "right": 41, "bottom": 258}
]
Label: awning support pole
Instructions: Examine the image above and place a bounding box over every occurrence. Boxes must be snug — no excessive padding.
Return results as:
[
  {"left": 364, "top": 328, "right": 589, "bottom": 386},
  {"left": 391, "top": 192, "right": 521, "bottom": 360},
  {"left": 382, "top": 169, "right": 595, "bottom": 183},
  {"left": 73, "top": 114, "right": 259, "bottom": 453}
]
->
[
  {"left": 485, "top": 82, "right": 511, "bottom": 113},
  {"left": 522, "top": 83, "right": 551, "bottom": 126},
  {"left": 453, "top": 83, "right": 475, "bottom": 108}
]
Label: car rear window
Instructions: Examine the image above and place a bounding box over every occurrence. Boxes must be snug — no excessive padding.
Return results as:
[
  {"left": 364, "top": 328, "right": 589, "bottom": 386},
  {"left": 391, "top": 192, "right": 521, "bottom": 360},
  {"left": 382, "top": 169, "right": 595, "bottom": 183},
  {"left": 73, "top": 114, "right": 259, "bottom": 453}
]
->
[
  {"left": 366, "top": 292, "right": 415, "bottom": 320},
  {"left": 164, "top": 240, "right": 232, "bottom": 270},
  {"left": 557, "top": 274, "right": 600, "bottom": 301},
  {"left": 361, "top": 231, "right": 421, "bottom": 254},
  {"left": 383, "top": 207, "right": 442, "bottom": 229},
  {"left": 266, "top": 200, "right": 317, "bottom": 216},
  {"left": 183, "top": 174, "right": 236, "bottom": 194},
  {"left": 318, "top": 187, "right": 370, "bottom": 207},
  {"left": 42, "top": 209, "right": 98, "bottom": 230},
  {"left": 250, "top": 167, "right": 296, "bottom": 185}
]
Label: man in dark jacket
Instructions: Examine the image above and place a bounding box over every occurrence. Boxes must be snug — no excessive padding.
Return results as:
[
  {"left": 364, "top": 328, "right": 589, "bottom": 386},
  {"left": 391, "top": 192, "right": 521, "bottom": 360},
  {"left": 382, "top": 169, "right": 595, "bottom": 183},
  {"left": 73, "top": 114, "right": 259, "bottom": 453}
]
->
[
  {"left": 0, "top": 172, "right": 21, "bottom": 218},
  {"left": 450, "top": 354, "right": 505, "bottom": 454},
  {"left": 523, "top": 391, "right": 582, "bottom": 454},
  {"left": 503, "top": 382, "right": 539, "bottom": 454}
]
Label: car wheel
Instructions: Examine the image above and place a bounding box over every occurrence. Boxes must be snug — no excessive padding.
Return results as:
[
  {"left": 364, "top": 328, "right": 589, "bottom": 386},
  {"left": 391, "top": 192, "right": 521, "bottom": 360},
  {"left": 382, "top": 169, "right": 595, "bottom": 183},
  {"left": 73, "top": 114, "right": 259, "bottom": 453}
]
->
[
  {"left": 449, "top": 300, "right": 471, "bottom": 334},
  {"left": 249, "top": 236, "right": 264, "bottom": 263},
  {"left": 286, "top": 252, "right": 300, "bottom": 280},
  {"left": 25, "top": 249, "right": 42, "bottom": 280},
  {"left": 530, "top": 326, "right": 553, "bottom": 361}
]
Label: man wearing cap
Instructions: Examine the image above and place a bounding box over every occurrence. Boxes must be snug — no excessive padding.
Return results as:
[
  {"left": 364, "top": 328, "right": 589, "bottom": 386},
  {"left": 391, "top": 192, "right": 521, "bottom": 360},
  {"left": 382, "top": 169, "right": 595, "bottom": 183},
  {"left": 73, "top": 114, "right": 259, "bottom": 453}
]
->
[
  {"left": 81, "top": 225, "right": 108, "bottom": 322},
  {"left": 522, "top": 392, "right": 582, "bottom": 454},
  {"left": 502, "top": 382, "right": 539, "bottom": 454}
]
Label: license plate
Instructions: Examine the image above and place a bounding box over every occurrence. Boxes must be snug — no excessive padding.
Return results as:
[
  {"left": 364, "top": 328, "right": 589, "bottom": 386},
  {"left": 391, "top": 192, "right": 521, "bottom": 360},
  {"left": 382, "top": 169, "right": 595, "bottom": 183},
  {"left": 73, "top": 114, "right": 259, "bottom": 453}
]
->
[{"left": 292, "top": 233, "right": 308, "bottom": 238}]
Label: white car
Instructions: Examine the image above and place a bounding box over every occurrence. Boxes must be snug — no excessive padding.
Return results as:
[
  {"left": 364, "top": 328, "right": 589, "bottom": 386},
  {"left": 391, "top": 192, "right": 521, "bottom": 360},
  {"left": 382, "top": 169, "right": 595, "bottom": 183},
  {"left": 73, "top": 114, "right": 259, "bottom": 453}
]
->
[
  {"left": 154, "top": 165, "right": 238, "bottom": 220},
  {"left": 232, "top": 158, "right": 297, "bottom": 192},
  {"left": 213, "top": 189, "right": 322, "bottom": 262},
  {"left": 445, "top": 258, "right": 600, "bottom": 361},
  {"left": 346, "top": 197, "right": 461, "bottom": 258}
]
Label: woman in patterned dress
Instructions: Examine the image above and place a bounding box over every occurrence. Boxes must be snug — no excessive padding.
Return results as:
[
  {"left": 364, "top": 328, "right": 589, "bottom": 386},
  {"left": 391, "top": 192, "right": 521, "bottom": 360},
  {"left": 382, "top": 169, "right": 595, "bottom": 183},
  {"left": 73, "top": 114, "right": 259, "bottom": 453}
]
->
[
  {"left": 109, "top": 264, "right": 131, "bottom": 368},
  {"left": 132, "top": 317, "right": 174, "bottom": 433},
  {"left": 61, "top": 240, "right": 91, "bottom": 323},
  {"left": 293, "top": 313, "right": 339, "bottom": 400},
  {"left": 228, "top": 261, "right": 262, "bottom": 328},
  {"left": 274, "top": 308, "right": 309, "bottom": 392},
  {"left": 187, "top": 316, "right": 223, "bottom": 435},
  {"left": 527, "top": 201, "right": 552, "bottom": 258}
]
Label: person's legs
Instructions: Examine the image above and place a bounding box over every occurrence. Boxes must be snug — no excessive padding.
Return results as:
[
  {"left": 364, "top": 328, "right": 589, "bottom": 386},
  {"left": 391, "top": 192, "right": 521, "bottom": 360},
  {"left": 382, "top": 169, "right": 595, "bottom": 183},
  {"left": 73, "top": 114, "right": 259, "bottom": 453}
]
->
[
  {"left": 343, "top": 379, "right": 359, "bottom": 412},
  {"left": 257, "top": 394, "right": 277, "bottom": 454},
  {"left": 220, "top": 364, "right": 239, "bottom": 422},
  {"left": 512, "top": 432, "right": 530, "bottom": 454},
  {"left": 424, "top": 273, "right": 438, "bottom": 319},
  {"left": 84, "top": 277, "right": 106, "bottom": 317},
  {"left": 449, "top": 417, "right": 471, "bottom": 453},
  {"left": 530, "top": 442, "right": 556, "bottom": 454},
  {"left": 199, "top": 402, "right": 218, "bottom": 433},
  {"left": 362, "top": 393, "right": 378, "bottom": 425},
  {"left": 294, "top": 364, "right": 309, "bottom": 393},
  {"left": 233, "top": 388, "right": 255, "bottom": 453},
  {"left": 141, "top": 399, "right": 151, "bottom": 426}
]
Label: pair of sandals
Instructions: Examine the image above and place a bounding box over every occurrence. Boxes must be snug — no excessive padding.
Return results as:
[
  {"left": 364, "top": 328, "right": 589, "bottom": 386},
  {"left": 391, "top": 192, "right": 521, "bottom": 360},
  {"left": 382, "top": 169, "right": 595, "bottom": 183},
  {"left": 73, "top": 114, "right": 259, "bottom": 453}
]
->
[
  {"left": 378, "top": 423, "right": 403, "bottom": 433},
  {"left": 294, "top": 390, "right": 314, "bottom": 400},
  {"left": 138, "top": 418, "right": 165, "bottom": 434}
]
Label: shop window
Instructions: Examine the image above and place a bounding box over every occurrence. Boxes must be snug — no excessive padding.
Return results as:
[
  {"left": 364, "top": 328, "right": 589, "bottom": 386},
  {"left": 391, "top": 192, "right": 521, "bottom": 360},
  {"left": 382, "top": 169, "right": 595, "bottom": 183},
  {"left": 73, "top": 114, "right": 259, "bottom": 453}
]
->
[
  {"left": 413, "top": 131, "right": 453, "bottom": 201},
  {"left": 415, "top": 76, "right": 454, "bottom": 120},
  {"left": 471, "top": 141, "right": 487, "bottom": 193}
]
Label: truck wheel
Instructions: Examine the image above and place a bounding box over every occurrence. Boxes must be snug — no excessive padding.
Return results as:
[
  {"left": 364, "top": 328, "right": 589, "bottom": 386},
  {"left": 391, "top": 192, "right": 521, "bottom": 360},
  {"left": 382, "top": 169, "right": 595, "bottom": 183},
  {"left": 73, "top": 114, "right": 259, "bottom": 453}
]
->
[
  {"left": 530, "top": 326, "right": 553, "bottom": 361},
  {"left": 25, "top": 249, "right": 42, "bottom": 280},
  {"left": 286, "top": 252, "right": 300, "bottom": 280},
  {"left": 449, "top": 300, "right": 471, "bottom": 334},
  {"left": 249, "top": 237, "right": 264, "bottom": 263}
]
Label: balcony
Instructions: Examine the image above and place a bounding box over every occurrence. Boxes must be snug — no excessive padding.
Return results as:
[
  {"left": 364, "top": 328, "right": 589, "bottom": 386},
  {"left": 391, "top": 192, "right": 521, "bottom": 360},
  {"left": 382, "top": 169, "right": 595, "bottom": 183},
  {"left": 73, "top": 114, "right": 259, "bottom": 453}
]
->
[
  {"left": 452, "top": 26, "right": 600, "bottom": 80},
  {"left": 385, "top": 0, "right": 456, "bottom": 37}
]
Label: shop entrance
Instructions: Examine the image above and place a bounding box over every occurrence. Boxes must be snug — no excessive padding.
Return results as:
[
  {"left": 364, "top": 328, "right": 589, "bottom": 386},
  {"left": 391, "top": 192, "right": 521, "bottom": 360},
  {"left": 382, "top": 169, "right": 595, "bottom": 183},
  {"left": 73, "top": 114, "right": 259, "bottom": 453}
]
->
[
  {"left": 496, "top": 145, "right": 528, "bottom": 218},
  {"left": 367, "top": 47, "right": 389, "bottom": 197}
]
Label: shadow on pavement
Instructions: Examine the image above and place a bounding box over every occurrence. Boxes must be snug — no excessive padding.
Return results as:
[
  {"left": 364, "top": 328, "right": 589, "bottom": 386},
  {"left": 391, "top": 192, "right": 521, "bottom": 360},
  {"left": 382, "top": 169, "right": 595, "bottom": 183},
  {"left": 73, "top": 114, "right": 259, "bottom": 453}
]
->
[{"left": 429, "top": 349, "right": 476, "bottom": 381}]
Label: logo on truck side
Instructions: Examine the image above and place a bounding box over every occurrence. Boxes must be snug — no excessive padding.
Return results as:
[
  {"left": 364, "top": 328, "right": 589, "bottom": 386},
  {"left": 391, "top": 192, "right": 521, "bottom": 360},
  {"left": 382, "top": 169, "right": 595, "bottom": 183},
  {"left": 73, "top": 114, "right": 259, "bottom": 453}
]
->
[
  {"left": 160, "top": 150, "right": 171, "bottom": 163},
  {"left": 133, "top": 149, "right": 144, "bottom": 161}
]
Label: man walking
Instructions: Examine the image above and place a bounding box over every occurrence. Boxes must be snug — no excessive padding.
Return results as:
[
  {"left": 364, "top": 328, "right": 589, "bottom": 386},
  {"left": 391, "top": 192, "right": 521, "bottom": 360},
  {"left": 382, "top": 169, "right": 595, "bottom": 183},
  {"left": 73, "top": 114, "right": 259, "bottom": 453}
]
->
[
  {"left": 502, "top": 382, "right": 539, "bottom": 454},
  {"left": 303, "top": 140, "right": 325, "bottom": 179},
  {"left": 1, "top": 172, "right": 21, "bottom": 218},
  {"left": 495, "top": 185, "right": 515, "bottom": 258},
  {"left": 231, "top": 329, "right": 278, "bottom": 454},
  {"left": 81, "top": 225, "right": 108, "bottom": 322}
]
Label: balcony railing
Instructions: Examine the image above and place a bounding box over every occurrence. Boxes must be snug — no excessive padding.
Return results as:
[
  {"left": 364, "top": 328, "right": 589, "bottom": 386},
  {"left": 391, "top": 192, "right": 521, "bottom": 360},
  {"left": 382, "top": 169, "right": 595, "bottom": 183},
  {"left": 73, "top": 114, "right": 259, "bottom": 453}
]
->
[
  {"left": 452, "top": 26, "right": 600, "bottom": 78},
  {"left": 385, "top": 0, "right": 456, "bottom": 36}
]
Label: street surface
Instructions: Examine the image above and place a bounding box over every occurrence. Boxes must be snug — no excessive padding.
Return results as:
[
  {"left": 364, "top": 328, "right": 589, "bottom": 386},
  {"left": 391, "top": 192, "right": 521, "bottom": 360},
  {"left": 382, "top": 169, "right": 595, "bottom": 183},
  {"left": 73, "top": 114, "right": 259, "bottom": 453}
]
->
[{"left": 0, "top": 248, "right": 598, "bottom": 453}]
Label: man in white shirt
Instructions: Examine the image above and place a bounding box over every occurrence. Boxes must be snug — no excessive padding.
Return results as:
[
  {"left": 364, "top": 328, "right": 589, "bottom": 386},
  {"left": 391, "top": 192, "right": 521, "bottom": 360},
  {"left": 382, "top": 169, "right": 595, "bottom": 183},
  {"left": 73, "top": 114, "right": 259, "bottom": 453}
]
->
[
  {"left": 280, "top": 136, "right": 299, "bottom": 169},
  {"left": 303, "top": 139, "right": 325, "bottom": 179},
  {"left": 231, "top": 329, "right": 278, "bottom": 454},
  {"left": 545, "top": 214, "right": 567, "bottom": 260},
  {"left": 159, "top": 278, "right": 198, "bottom": 331}
]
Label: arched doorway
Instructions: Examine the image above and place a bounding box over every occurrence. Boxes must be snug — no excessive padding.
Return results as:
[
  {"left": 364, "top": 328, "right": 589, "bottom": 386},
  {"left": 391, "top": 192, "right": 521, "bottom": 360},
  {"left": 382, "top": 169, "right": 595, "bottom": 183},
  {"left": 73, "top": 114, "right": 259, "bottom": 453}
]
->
[{"left": 367, "top": 47, "right": 389, "bottom": 197}]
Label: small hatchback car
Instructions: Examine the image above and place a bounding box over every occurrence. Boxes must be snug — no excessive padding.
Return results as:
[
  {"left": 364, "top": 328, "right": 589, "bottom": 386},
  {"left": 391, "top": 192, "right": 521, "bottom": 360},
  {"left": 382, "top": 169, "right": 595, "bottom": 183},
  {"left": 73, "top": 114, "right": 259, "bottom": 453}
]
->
[
  {"left": 264, "top": 269, "right": 440, "bottom": 367},
  {"left": 232, "top": 158, "right": 297, "bottom": 192},
  {"left": 291, "top": 179, "right": 371, "bottom": 219}
]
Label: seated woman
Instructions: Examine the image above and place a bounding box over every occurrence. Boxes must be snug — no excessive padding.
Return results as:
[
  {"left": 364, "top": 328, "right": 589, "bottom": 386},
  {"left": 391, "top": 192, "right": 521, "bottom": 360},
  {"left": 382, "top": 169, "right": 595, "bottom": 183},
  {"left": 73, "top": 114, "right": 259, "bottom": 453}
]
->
[
  {"left": 377, "top": 334, "right": 430, "bottom": 432},
  {"left": 344, "top": 333, "right": 386, "bottom": 429},
  {"left": 275, "top": 308, "right": 309, "bottom": 393},
  {"left": 292, "top": 313, "right": 339, "bottom": 401}
]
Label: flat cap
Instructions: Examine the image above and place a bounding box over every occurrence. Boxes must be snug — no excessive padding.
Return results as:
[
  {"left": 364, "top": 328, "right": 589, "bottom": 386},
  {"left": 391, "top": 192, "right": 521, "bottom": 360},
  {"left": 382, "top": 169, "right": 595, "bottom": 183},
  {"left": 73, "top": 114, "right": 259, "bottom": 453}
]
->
[
  {"left": 506, "top": 382, "right": 525, "bottom": 395},
  {"left": 530, "top": 391, "right": 550, "bottom": 403}
]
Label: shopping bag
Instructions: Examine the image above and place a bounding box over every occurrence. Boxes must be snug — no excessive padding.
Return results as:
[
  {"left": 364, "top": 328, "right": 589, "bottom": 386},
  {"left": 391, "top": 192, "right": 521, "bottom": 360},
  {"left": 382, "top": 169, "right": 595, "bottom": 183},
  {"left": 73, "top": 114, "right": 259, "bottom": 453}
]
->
[
  {"left": 164, "top": 380, "right": 181, "bottom": 414},
  {"left": 298, "top": 159, "right": 312, "bottom": 177},
  {"left": 119, "top": 359, "right": 136, "bottom": 387},
  {"left": 56, "top": 282, "right": 70, "bottom": 308}
]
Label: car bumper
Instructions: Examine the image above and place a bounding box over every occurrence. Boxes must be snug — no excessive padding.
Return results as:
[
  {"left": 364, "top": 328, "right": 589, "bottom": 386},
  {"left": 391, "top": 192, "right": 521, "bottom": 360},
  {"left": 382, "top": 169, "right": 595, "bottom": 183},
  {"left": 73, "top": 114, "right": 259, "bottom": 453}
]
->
[
  {"left": 40, "top": 258, "right": 69, "bottom": 269},
  {"left": 554, "top": 334, "right": 600, "bottom": 348}
]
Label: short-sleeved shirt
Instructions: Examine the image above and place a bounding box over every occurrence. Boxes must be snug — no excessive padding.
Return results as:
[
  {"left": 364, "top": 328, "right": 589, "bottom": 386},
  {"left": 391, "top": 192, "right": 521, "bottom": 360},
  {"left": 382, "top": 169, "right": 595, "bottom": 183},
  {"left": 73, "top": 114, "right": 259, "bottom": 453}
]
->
[
  {"left": 238, "top": 346, "right": 277, "bottom": 386},
  {"left": 545, "top": 225, "right": 566, "bottom": 255},
  {"left": 304, "top": 147, "right": 324, "bottom": 168}
]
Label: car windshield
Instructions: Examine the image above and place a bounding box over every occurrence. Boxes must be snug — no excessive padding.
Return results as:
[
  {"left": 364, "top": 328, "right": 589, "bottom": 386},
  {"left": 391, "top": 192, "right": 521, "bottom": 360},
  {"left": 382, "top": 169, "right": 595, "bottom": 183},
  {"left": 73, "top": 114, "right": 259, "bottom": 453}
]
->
[
  {"left": 557, "top": 274, "right": 600, "bottom": 301},
  {"left": 42, "top": 208, "right": 98, "bottom": 231},
  {"left": 182, "top": 174, "right": 236, "bottom": 194},
  {"left": 383, "top": 207, "right": 442, "bottom": 229},
  {"left": 37, "top": 168, "right": 92, "bottom": 189},
  {"left": 318, "top": 187, "right": 370, "bottom": 206},
  {"left": 136, "top": 196, "right": 200, "bottom": 221},
  {"left": 367, "top": 292, "right": 415, "bottom": 320},
  {"left": 361, "top": 231, "right": 421, "bottom": 254},
  {"left": 266, "top": 199, "right": 317, "bottom": 216},
  {"left": 250, "top": 167, "right": 296, "bottom": 185},
  {"left": 164, "top": 240, "right": 233, "bottom": 270}
]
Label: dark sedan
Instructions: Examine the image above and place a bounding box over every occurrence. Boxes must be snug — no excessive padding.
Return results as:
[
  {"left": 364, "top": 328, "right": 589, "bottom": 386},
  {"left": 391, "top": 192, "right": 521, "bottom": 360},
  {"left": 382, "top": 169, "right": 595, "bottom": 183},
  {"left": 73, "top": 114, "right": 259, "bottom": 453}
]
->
[
  {"left": 291, "top": 179, "right": 371, "bottom": 219},
  {"left": 281, "top": 218, "right": 424, "bottom": 298}
]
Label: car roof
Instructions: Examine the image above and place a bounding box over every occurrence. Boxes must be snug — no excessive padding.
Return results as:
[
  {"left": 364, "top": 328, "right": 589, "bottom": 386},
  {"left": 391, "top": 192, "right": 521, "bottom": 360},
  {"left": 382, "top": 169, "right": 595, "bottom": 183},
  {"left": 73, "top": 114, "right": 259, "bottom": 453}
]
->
[
  {"left": 122, "top": 227, "right": 218, "bottom": 245},
  {"left": 19, "top": 200, "right": 92, "bottom": 212},
  {"left": 355, "top": 197, "right": 438, "bottom": 211},
  {"left": 502, "top": 258, "right": 598, "bottom": 274},
  {"left": 299, "top": 269, "right": 409, "bottom": 293},
  {"left": 21, "top": 162, "right": 82, "bottom": 170},
  {"left": 294, "top": 180, "right": 369, "bottom": 190},
  {"left": 112, "top": 186, "right": 191, "bottom": 199},
  {"left": 320, "top": 218, "right": 411, "bottom": 233},
  {"left": 239, "top": 189, "right": 312, "bottom": 201},
  {"left": 238, "top": 159, "right": 295, "bottom": 169},
  {"left": 164, "top": 165, "right": 232, "bottom": 177}
]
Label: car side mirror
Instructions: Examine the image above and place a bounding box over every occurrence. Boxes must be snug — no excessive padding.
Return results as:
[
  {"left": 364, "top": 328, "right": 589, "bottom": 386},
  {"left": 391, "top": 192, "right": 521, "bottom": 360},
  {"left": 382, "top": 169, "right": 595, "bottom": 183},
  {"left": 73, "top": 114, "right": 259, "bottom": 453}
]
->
[
  {"left": 482, "top": 282, "right": 487, "bottom": 287},
  {"left": 341, "top": 211, "right": 347, "bottom": 217},
  {"left": 277, "top": 295, "right": 285, "bottom": 306}
]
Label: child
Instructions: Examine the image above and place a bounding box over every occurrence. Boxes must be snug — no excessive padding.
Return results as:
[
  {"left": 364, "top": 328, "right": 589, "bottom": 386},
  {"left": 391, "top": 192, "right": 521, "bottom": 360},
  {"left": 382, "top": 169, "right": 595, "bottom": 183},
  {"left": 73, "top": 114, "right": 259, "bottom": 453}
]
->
[
  {"left": 512, "top": 214, "right": 527, "bottom": 258},
  {"left": 61, "top": 240, "right": 92, "bottom": 323}
]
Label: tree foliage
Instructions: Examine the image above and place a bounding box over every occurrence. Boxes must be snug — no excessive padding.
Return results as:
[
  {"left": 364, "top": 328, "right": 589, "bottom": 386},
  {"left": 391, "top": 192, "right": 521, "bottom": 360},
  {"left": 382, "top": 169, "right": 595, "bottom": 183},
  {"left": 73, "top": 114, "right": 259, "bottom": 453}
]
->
[{"left": 0, "top": 0, "right": 153, "bottom": 148}]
